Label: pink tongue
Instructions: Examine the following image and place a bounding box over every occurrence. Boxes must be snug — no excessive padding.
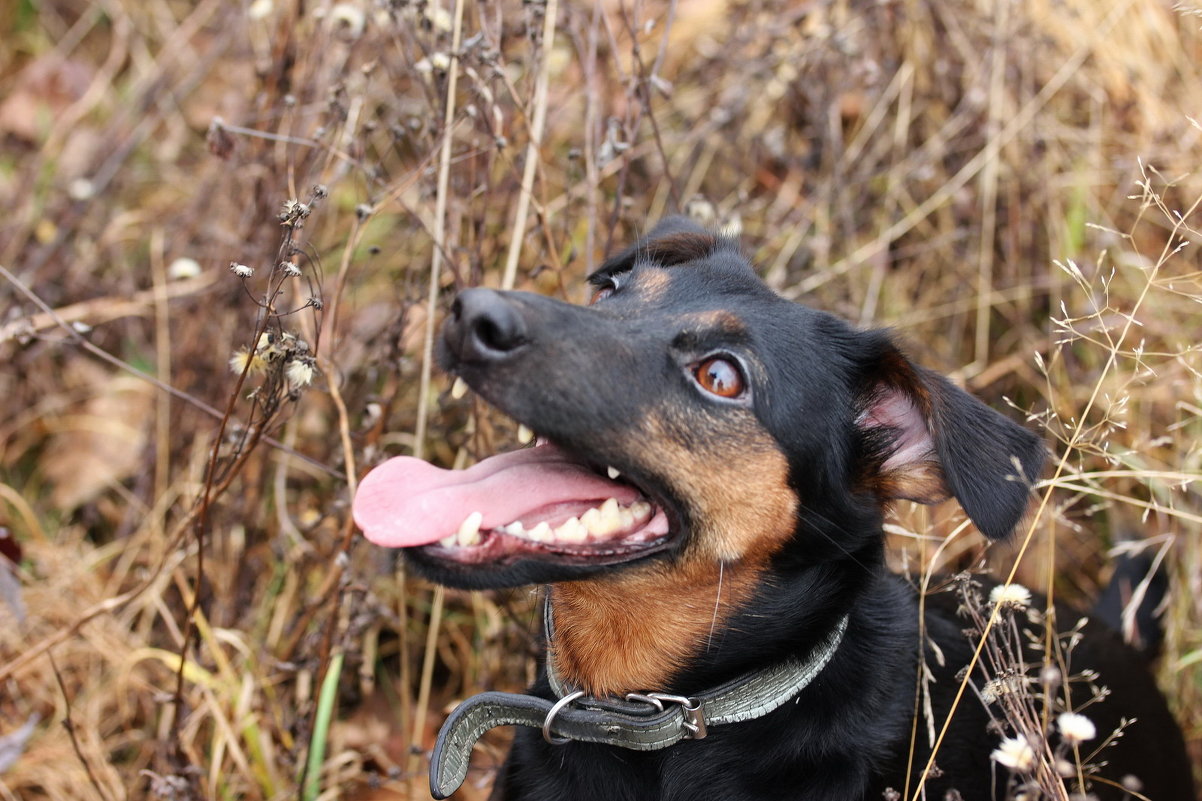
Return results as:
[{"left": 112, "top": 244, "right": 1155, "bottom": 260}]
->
[{"left": 353, "top": 444, "right": 637, "bottom": 547}]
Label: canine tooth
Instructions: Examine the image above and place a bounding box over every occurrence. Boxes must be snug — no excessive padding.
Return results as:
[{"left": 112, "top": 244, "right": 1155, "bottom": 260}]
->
[
  {"left": 450, "top": 377, "right": 468, "bottom": 400},
  {"left": 517, "top": 424, "right": 534, "bottom": 445},
  {"left": 527, "top": 522, "right": 553, "bottom": 542},
  {"left": 456, "top": 511, "right": 484, "bottom": 546},
  {"left": 556, "top": 516, "right": 588, "bottom": 543},
  {"left": 606, "top": 466, "right": 621, "bottom": 480}
]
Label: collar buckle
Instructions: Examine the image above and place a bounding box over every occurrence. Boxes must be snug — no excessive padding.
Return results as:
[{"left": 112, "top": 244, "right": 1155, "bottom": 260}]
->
[{"left": 625, "top": 692, "right": 707, "bottom": 739}]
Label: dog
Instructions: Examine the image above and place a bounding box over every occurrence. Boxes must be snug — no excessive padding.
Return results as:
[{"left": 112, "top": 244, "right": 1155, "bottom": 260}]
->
[{"left": 353, "top": 217, "right": 1195, "bottom": 800}]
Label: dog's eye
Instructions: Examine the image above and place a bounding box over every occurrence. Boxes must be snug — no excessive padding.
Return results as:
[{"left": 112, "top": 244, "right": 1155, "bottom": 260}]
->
[
  {"left": 693, "top": 357, "right": 745, "bottom": 399},
  {"left": 589, "top": 276, "right": 619, "bottom": 305},
  {"left": 589, "top": 286, "right": 614, "bottom": 305}
]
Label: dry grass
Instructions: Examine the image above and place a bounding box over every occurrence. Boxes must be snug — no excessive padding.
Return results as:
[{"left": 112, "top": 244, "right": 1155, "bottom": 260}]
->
[{"left": 0, "top": 0, "right": 1199, "bottom": 798}]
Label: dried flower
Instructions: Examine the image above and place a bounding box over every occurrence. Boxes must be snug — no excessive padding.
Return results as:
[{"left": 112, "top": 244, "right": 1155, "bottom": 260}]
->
[
  {"left": 327, "top": 3, "right": 366, "bottom": 39},
  {"left": 991, "top": 736, "right": 1036, "bottom": 771},
  {"left": 247, "top": 0, "right": 272, "bottom": 20},
  {"left": 168, "top": 257, "right": 202, "bottom": 280},
  {"left": 286, "top": 359, "right": 315, "bottom": 389},
  {"left": 415, "top": 52, "right": 451, "bottom": 73},
  {"left": 280, "top": 261, "right": 302, "bottom": 277},
  {"left": 229, "top": 347, "right": 266, "bottom": 375},
  {"left": 68, "top": 178, "right": 95, "bottom": 201},
  {"left": 1057, "top": 712, "right": 1097, "bottom": 745},
  {"left": 229, "top": 262, "right": 254, "bottom": 278},
  {"left": 989, "top": 583, "right": 1032, "bottom": 610}
]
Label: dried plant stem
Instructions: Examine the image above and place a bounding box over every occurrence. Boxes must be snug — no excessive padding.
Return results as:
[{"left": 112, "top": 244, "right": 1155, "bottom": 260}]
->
[
  {"left": 49, "top": 653, "right": 114, "bottom": 801},
  {"left": 972, "top": 0, "right": 1008, "bottom": 370},
  {"left": 500, "top": 0, "right": 559, "bottom": 291},
  {"left": 409, "top": 0, "right": 467, "bottom": 779},
  {"left": 150, "top": 228, "right": 172, "bottom": 507}
]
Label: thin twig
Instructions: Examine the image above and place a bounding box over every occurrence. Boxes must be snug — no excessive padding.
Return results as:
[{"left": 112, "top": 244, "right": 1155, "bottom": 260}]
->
[
  {"left": 409, "top": 0, "right": 467, "bottom": 779},
  {"left": 49, "top": 652, "right": 114, "bottom": 801},
  {"left": 500, "top": 0, "right": 560, "bottom": 291}
]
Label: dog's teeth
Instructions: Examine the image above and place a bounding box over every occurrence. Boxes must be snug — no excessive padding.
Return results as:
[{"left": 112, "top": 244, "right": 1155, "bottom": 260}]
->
[
  {"left": 579, "top": 507, "right": 601, "bottom": 532},
  {"left": 582, "top": 498, "right": 623, "bottom": 537},
  {"left": 456, "top": 511, "right": 484, "bottom": 546},
  {"left": 450, "top": 377, "right": 468, "bottom": 400},
  {"left": 556, "top": 516, "right": 588, "bottom": 543},
  {"left": 517, "top": 424, "right": 534, "bottom": 445},
  {"left": 606, "top": 466, "right": 621, "bottom": 480},
  {"left": 630, "top": 501, "right": 652, "bottom": 520},
  {"left": 438, "top": 534, "right": 457, "bottom": 547},
  {"left": 527, "top": 522, "right": 553, "bottom": 542},
  {"left": 619, "top": 508, "right": 635, "bottom": 529},
  {"left": 502, "top": 521, "right": 526, "bottom": 536}
]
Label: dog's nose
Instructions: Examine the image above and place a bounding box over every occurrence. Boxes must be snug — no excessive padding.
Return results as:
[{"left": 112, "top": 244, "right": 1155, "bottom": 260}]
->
[{"left": 443, "top": 288, "right": 529, "bottom": 363}]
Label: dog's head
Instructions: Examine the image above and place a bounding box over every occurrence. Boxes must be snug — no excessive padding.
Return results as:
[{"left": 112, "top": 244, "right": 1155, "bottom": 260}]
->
[{"left": 354, "top": 217, "right": 1045, "bottom": 591}]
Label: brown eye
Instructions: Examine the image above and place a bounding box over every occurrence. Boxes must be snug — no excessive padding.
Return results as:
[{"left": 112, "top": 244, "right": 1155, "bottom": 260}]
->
[{"left": 694, "top": 357, "right": 745, "bottom": 399}]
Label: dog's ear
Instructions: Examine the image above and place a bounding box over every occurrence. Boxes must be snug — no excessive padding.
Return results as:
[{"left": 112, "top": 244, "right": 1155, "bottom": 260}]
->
[
  {"left": 857, "top": 344, "right": 1045, "bottom": 539},
  {"left": 590, "top": 216, "right": 724, "bottom": 280}
]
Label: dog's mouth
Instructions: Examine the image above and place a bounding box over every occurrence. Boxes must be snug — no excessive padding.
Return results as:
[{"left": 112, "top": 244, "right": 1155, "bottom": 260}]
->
[{"left": 352, "top": 438, "right": 673, "bottom": 566}]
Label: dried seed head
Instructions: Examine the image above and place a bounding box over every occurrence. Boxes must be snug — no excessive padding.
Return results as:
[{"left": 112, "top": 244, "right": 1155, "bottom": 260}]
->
[
  {"left": 991, "top": 736, "right": 1036, "bottom": 772},
  {"left": 327, "top": 3, "right": 366, "bottom": 38},
  {"left": 286, "top": 359, "right": 315, "bottom": 389},
  {"left": 229, "top": 347, "right": 266, "bottom": 375},
  {"left": 1040, "top": 665, "right": 1062, "bottom": 688},
  {"left": 1056, "top": 712, "right": 1097, "bottom": 745},
  {"left": 247, "top": 0, "right": 272, "bottom": 20},
  {"left": 280, "top": 261, "right": 302, "bottom": 277},
  {"left": 229, "top": 262, "right": 254, "bottom": 278},
  {"left": 989, "top": 583, "right": 1032, "bottom": 610},
  {"left": 168, "top": 257, "right": 202, "bottom": 280}
]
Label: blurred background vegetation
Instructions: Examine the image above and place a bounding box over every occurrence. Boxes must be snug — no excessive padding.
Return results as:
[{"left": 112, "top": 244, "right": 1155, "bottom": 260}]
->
[{"left": 0, "top": 0, "right": 1199, "bottom": 798}]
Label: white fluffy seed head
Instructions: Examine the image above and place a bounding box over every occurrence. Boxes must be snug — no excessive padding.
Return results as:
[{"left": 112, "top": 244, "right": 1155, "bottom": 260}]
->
[
  {"left": 286, "top": 359, "right": 315, "bottom": 389},
  {"left": 991, "top": 736, "right": 1036, "bottom": 772},
  {"left": 989, "top": 583, "right": 1032, "bottom": 609},
  {"left": 1057, "top": 712, "right": 1097, "bottom": 745}
]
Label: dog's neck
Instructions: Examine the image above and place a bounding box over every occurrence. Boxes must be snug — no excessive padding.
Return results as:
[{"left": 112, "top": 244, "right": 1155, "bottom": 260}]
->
[{"left": 547, "top": 558, "right": 765, "bottom": 697}]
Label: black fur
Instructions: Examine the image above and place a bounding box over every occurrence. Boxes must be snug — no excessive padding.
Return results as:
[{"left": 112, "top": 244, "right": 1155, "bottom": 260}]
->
[{"left": 410, "top": 218, "right": 1195, "bottom": 800}]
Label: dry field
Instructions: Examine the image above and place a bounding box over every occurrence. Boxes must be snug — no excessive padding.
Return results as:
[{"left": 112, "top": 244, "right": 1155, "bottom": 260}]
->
[{"left": 0, "top": 0, "right": 1199, "bottom": 798}]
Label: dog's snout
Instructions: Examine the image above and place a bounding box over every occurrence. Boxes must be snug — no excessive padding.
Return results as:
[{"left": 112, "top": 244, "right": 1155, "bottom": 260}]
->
[{"left": 444, "top": 288, "right": 528, "bottom": 363}]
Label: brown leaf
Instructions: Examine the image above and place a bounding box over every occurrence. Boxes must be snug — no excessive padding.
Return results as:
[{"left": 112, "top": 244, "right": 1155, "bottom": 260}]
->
[
  {"left": 0, "top": 56, "right": 93, "bottom": 142},
  {"left": 41, "top": 363, "right": 152, "bottom": 510}
]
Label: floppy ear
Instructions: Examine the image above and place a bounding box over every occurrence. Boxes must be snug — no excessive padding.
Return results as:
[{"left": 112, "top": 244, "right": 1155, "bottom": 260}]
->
[{"left": 857, "top": 346, "right": 1045, "bottom": 540}]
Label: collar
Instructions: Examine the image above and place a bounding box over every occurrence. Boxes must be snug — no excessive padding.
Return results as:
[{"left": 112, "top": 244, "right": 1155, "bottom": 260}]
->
[{"left": 429, "top": 600, "right": 850, "bottom": 799}]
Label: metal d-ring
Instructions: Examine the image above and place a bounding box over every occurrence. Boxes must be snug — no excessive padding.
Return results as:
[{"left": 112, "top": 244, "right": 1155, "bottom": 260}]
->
[{"left": 542, "top": 690, "right": 585, "bottom": 745}]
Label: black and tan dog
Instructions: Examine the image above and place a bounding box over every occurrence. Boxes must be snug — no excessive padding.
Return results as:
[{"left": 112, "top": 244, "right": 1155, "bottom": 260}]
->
[{"left": 354, "top": 218, "right": 1195, "bottom": 801}]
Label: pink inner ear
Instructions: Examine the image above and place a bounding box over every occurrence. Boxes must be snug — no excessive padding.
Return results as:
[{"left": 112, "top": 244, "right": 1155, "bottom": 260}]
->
[{"left": 862, "top": 387, "right": 935, "bottom": 471}]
